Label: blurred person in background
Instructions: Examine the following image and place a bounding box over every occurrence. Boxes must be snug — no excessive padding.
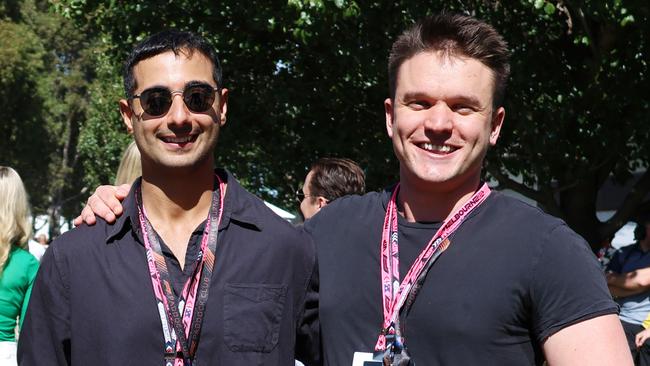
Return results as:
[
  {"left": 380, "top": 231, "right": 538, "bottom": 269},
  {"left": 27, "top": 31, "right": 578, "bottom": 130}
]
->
[
  {"left": 27, "top": 235, "right": 48, "bottom": 262},
  {"left": 114, "top": 141, "right": 142, "bottom": 186},
  {"left": 0, "top": 167, "right": 39, "bottom": 365},
  {"left": 297, "top": 158, "right": 365, "bottom": 220},
  {"left": 607, "top": 215, "right": 650, "bottom": 365}
]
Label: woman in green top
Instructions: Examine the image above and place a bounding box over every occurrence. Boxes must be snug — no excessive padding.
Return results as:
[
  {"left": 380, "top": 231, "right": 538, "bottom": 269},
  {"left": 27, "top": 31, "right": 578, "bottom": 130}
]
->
[{"left": 0, "top": 167, "right": 39, "bottom": 365}]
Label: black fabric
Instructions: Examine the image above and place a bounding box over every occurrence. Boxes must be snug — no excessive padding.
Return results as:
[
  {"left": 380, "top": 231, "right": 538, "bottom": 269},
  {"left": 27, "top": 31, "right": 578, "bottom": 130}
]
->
[
  {"left": 635, "top": 223, "right": 647, "bottom": 241},
  {"left": 304, "top": 188, "right": 617, "bottom": 366},
  {"left": 621, "top": 320, "right": 650, "bottom": 366},
  {"left": 18, "top": 169, "right": 320, "bottom": 366}
]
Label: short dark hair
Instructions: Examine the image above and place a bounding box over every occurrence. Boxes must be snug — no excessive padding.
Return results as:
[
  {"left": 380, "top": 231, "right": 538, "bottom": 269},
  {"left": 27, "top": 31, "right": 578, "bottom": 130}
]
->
[
  {"left": 123, "top": 30, "right": 223, "bottom": 99},
  {"left": 388, "top": 14, "right": 510, "bottom": 106},
  {"left": 309, "top": 158, "right": 365, "bottom": 201}
]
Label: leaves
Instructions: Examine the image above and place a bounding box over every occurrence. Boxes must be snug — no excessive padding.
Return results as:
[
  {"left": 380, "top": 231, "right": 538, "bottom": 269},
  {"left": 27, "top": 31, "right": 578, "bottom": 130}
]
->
[{"left": 2, "top": 0, "right": 647, "bottom": 244}]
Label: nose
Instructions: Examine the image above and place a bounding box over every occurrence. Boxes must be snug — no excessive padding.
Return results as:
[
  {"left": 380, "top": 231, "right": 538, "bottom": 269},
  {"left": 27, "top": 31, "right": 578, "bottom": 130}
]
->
[
  {"left": 423, "top": 103, "right": 453, "bottom": 133},
  {"left": 166, "top": 92, "right": 192, "bottom": 127}
]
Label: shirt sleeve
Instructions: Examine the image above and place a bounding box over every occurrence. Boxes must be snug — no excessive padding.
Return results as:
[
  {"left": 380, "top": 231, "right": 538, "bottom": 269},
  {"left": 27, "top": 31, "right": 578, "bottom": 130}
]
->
[
  {"left": 19, "top": 253, "right": 40, "bottom": 330},
  {"left": 530, "top": 223, "right": 619, "bottom": 343},
  {"left": 17, "top": 245, "right": 71, "bottom": 366}
]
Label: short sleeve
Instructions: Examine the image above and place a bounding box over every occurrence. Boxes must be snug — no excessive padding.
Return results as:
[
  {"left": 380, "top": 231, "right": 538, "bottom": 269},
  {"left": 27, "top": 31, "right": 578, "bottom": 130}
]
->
[{"left": 530, "top": 224, "right": 618, "bottom": 342}]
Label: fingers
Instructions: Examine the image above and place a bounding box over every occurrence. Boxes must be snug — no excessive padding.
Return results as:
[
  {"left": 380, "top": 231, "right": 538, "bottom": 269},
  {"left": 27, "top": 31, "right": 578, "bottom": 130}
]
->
[
  {"left": 636, "top": 330, "right": 649, "bottom": 348},
  {"left": 116, "top": 184, "right": 131, "bottom": 198},
  {"left": 96, "top": 185, "right": 125, "bottom": 218},
  {"left": 87, "top": 185, "right": 127, "bottom": 223},
  {"left": 73, "top": 214, "right": 84, "bottom": 227},
  {"left": 76, "top": 185, "right": 128, "bottom": 226},
  {"left": 80, "top": 203, "right": 100, "bottom": 226}
]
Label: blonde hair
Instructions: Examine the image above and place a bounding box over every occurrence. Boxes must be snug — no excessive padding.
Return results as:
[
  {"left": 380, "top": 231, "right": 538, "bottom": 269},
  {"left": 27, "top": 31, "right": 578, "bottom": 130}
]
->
[
  {"left": 115, "top": 141, "right": 142, "bottom": 185},
  {"left": 0, "top": 167, "right": 32, "bottom": 276}
]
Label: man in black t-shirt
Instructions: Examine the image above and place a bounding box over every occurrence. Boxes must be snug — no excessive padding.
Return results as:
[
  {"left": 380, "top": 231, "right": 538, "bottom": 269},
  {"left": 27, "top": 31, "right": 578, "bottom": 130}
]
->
[
  {"left": 74, "top": 14, "right": 630, "bottom": 366},
  {"left": 305, "top": 14, "right": 630, "bottom": 365}
]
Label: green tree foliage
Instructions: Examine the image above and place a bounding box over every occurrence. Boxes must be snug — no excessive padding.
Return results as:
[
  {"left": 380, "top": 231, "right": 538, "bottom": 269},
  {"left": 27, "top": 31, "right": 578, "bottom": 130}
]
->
[
  {"left": 485, "top": 1, "right": 649, "bottom": 247},
  {"left": 7, "top": 0, "right": 646, "bottom": 248},
  {"left": 0, "top": 19, "right": 51, "bottom": 211},
  {"left": 1, "top": 0, "right": 101, "bottom": 237}
]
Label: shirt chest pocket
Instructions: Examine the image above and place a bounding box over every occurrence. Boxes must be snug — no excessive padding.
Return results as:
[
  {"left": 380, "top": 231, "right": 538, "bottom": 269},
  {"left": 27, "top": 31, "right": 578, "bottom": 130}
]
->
[{"left": 223, "top": 283, "right": 288, "bottom": 353}]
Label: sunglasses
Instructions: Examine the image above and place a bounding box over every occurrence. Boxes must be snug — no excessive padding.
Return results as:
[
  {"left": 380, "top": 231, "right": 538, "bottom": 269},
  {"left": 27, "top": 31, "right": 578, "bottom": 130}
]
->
[
  {"left": 295, "top": 189, "right": 330, "bottom": 204},
  {"left": 131, "top": 83, "right": 219, "bottom": 116},
  {"left": 295, "top": 189, "right": 309, "bottom": 203}
]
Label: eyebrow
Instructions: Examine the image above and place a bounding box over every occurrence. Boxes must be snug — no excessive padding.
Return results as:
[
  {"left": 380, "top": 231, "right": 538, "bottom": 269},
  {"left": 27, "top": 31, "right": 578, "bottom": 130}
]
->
[
  {"left": 140, "top": 80, "right": 216, "bottom": 92},
  {"left": 401, "top": 91, "right": 484, "bottom": 108},
  {"left": 185, "top": 80, "right": 216, "bottom": 88}
]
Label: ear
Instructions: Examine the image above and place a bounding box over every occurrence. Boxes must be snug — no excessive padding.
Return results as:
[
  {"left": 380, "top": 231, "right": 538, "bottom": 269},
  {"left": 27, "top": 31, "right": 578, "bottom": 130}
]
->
[
  {"left": 489, "top": 106, "right": 505, "bottom": 146},
  {"left": 317, "top": 196, "right": 328, "bottom": 209},
  {"left": 119, "top": 99, "right": 135, "bottom": 134},
  {"left": 384, "top": 97, "right": 395, "bottom": 139},
  {"left": 217, "top": 88, "right": 228, "bottom": 126}
]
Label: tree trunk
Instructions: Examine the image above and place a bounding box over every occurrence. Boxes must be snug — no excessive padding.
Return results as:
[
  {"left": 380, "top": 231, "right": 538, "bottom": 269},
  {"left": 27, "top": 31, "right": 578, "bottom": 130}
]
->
[{"left": 559, "top": 178, "right": 603, "bottom": 252}]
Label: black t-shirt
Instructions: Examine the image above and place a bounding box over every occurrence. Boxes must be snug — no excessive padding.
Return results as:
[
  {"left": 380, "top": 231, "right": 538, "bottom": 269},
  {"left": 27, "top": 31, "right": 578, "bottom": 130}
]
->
[{"left": 304, "top": 188, "right": 617, "bottom": 366}]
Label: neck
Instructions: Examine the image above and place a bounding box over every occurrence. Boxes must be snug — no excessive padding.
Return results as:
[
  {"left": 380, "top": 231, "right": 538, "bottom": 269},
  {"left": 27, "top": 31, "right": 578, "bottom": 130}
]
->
[
  {"left": 140, "top": 162, "right": 216, "bottom": 229},
  {"left": 397, "top": 175, "right": 482, "bottom": 223}
]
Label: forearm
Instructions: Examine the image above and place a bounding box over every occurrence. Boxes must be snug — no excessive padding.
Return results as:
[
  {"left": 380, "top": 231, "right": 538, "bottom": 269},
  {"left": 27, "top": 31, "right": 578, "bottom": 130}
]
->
[
  {"left": 607, "top": 270, "right": 650, "bottom": 295},
  {"left": 610, "top": 286, "right": 647, "bottom": 298}
]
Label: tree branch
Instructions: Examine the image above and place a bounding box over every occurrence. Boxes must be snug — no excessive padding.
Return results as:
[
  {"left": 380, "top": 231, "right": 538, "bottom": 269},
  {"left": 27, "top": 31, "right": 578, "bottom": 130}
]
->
[
  {"left": 487, "top": 165, "right": 544, "bottom": 201},
  {"left": 552, "top": 157, "right": 615, "bottom": 195},
  {"left": 563, "top": 1, "right": 600, "bottom": 62}
]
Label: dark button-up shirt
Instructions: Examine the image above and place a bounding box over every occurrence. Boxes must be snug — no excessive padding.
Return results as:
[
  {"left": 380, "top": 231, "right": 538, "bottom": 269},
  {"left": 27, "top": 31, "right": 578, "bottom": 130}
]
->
[{"left": 18, "top": 169, "right": 319, "bottom": 365}]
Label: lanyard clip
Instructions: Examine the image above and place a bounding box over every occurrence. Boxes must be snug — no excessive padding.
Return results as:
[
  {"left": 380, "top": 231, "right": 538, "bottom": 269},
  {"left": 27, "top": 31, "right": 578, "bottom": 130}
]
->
[
  {"left": 383, "top": 330, "right": 414, "bottom": 366},
  {"left": 381, "top": 342, "right": 413, "bottom": 366}
]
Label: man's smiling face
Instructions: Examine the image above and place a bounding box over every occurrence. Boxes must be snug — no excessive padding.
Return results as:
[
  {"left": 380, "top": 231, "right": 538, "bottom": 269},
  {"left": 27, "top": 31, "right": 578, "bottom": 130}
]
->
[
  {"left": 385, "top": 51, "right": 504, "bottom": 193},
  {"left": 120, "top": 50, "right": 227, "bottom": 173}
]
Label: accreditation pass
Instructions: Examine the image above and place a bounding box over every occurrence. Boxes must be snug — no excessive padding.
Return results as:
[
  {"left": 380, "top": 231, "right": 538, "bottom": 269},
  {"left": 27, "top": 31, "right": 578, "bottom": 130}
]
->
[{"left": 352, "top": 352, "right": 382, "bottom": 366}]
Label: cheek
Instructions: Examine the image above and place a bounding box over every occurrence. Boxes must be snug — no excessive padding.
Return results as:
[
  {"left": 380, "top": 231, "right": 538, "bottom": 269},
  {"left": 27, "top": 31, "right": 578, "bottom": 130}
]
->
[{"left": 457, "top": 118, "right": 490, "bottom": 142}]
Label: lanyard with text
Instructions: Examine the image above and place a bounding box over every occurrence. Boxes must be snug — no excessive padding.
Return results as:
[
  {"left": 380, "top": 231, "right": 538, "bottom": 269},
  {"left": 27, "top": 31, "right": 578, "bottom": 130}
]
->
[
  {"left": 136, "top": 175, "right": 225, "bottom": 366},
  {"left": 375, "top": 182, "right": 491, "bottom": 353}
]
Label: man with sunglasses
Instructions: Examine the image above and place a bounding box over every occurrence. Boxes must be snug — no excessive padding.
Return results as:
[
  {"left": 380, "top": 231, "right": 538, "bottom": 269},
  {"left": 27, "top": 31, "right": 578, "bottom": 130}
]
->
[{"left": 18, "top": 30, "right": 319, "bottom": 366}]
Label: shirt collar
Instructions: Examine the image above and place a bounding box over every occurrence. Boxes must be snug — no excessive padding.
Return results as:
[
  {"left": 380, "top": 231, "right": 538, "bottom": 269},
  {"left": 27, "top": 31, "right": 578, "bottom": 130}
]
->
[
  {"left": 106, "top": 168, "right": 262, "bottom": 244},
  {"left": 216, "top": 168, "right": 264, "bottom": 231}
]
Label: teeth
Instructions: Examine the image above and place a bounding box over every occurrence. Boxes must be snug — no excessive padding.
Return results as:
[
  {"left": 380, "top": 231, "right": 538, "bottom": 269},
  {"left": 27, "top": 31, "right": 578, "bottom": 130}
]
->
[
  {"left": 163, "top": 136, "right": 193, "bottom": 143},
  {"left": 421, "top": 143, "right": 453, "bottom": 153}
]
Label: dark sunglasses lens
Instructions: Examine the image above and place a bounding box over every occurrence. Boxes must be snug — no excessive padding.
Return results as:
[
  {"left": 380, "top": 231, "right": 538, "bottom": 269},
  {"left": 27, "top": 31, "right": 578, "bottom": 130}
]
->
[
  {"left": 184, "top": 85, "right": 215, "bottom": 113},
  {"left": 140, "top": 88, "right": 172, "bottom": 116}
]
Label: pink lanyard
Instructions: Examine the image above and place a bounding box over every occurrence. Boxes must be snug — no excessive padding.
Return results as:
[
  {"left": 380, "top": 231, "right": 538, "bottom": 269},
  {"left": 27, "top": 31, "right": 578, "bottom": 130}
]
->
[
  {"left": 375, "top": 183, "right": 491, "bottom": 351},
  {"left": 136, "top": 175, "right": 225, "bottom": 366}
]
